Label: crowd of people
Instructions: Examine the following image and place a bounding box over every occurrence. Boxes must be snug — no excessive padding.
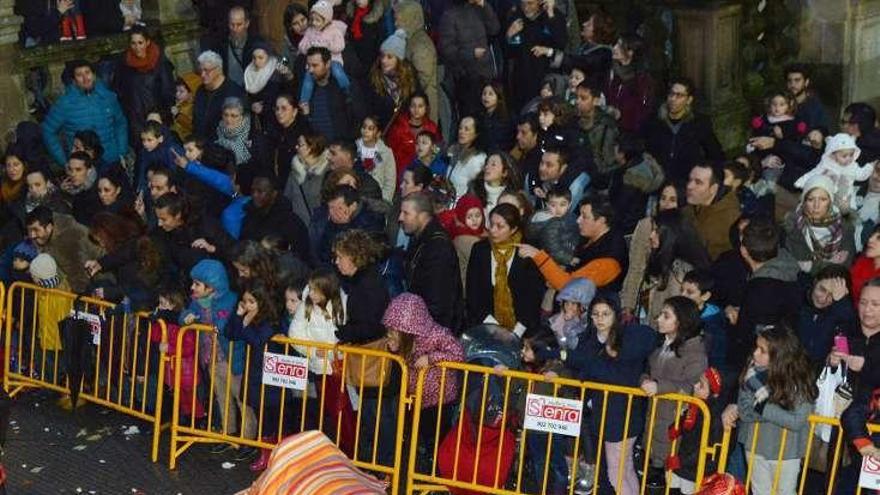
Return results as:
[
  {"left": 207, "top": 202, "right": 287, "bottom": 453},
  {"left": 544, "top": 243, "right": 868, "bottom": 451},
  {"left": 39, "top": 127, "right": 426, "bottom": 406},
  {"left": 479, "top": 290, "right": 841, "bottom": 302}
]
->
[{"left": 7, "top": 0, "right": 880, "bottom": 493}]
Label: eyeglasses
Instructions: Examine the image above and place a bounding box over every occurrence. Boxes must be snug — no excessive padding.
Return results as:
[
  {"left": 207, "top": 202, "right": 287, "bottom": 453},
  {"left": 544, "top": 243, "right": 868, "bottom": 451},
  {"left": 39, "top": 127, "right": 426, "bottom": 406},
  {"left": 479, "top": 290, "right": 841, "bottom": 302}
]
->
[{"left": 199, "top": 66, "right": 217, "bottom": 75}]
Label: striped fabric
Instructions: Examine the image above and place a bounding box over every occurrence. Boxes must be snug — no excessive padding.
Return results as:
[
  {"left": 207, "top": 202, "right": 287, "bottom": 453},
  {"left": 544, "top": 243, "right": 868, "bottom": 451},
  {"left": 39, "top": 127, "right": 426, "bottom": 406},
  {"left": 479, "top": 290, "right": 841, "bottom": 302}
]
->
[{"left": 236, "top": 431, "right": 387, "bottom": 495}]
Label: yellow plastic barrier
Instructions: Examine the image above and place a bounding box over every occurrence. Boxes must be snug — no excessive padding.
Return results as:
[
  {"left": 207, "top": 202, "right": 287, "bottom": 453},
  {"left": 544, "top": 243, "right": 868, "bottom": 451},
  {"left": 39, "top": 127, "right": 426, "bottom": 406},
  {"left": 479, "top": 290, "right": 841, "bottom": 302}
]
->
[
  {"left": 2, "top": 282, "right": 168, "bottom": 462},
  {"left": 404, "top": 361, "right": 714, "bottom": 495},
  {"left": 168, "top": 323, "right": 409, "bottom": 494}
]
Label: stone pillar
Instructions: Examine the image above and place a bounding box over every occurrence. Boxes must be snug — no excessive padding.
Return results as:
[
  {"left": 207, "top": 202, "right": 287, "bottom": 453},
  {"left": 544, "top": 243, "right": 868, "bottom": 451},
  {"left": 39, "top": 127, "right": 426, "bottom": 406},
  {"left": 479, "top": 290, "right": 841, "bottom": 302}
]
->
[
  {"left": 0, "top": 0, "right": 29, "bottom": 138},
  {"left": 144, "top": 0, "right": 198, "bottom": 24},
  {"left": 145, "top": 0, "right": 202, "bottom": 75},
  {"left": 672, "top": 1, "right": 748, "bottom": 153},
  {"left": 799, "top": 0, "right": 880, "bottom": 123}
]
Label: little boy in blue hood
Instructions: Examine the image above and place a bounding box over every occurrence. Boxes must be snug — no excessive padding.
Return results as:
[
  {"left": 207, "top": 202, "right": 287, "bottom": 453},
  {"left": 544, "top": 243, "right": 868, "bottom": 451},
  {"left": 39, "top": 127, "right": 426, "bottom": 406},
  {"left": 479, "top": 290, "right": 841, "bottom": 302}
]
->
[
  {"left": 181, "top": 259, "right": 248, "bottom": 438},
  {"left": 681, "top": 270, "right": 728, "bottom": 373}
]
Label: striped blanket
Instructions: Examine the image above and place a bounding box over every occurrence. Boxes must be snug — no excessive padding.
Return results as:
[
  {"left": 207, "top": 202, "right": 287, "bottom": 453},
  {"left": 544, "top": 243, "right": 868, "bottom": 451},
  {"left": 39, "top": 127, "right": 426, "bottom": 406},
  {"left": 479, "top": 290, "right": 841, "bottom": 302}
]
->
[{"left": 236, "top": 431, "right": 387, "bottom": 495}]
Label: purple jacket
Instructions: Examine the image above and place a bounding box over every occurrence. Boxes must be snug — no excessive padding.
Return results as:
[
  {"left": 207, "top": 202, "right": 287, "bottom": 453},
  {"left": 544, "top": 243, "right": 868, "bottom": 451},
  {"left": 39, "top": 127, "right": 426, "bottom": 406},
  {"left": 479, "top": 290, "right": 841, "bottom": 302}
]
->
[{"left": 382, "top": 293, "right": 465, "bottom": 408}]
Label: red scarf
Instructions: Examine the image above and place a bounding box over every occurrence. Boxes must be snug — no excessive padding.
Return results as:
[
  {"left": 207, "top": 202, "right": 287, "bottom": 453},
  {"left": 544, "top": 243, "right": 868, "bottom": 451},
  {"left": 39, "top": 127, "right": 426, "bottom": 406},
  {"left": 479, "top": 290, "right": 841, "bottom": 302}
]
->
[
  {"left": 125, "top": 42, "right": 160, "bottom": 73},
  {"left": 351, "top": 6, "right": 369, "bottom": 40}
]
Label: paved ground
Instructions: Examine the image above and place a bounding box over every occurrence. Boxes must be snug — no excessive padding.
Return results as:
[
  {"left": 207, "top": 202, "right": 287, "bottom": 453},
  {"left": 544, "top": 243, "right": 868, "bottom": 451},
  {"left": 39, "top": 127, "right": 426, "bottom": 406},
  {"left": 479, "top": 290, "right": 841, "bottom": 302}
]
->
[{"left": 4, "top": 390, "right": 258, "bottom": 494}]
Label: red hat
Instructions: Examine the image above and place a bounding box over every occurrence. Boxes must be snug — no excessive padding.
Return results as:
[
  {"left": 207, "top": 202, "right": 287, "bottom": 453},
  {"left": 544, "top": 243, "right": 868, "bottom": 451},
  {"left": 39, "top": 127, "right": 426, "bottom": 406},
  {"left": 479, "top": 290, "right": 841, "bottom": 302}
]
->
[
  {"left": 704, "top": 367, "right": 722, "bottom": 397},
  {"left": 449, "top": 194, "right": 486, "bottom": 238}
]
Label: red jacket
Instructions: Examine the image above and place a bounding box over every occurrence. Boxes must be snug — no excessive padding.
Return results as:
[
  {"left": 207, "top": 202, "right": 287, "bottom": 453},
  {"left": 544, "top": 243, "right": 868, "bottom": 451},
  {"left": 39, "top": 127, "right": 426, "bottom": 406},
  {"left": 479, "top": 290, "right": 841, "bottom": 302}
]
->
[
  {"left": 851, "top": 255, "right": 880, "bottom": 303},
  {"left": 438, "top": 410, "right": 516, "bottom": 495},
  {"left": 385, "top": 112, "right": 439, "bottom": 178}
]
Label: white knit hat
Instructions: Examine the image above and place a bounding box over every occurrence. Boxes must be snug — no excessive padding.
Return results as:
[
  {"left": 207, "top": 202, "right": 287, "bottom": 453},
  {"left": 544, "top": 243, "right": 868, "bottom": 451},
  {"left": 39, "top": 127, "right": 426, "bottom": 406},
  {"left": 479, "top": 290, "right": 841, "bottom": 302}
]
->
[
  {"left": 29, "top": 253, "right": 59, "bottom": 288},
  {"left": 800, "top": 174, "right": 837, "bottom": 203}
]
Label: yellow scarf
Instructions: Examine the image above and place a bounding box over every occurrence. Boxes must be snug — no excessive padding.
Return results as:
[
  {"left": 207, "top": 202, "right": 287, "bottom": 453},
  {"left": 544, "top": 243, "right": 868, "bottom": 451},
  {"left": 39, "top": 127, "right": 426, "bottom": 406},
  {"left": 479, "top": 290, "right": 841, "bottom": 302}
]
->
[{"left": 491, "top": 230, "right": 522, "bottom": 330}]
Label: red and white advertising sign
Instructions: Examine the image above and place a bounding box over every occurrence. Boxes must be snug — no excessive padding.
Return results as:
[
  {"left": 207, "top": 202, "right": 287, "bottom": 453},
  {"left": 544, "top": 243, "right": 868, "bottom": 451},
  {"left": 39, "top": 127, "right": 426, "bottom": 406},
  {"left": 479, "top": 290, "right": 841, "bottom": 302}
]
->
[
  {"left": 860, "top": 455, "right": 880, "bottom": 489},
  {"left": 523, "top": 393, "right": 583, "bottom": 437},
  {"left": 262, "top": 352, "right": 309, "bottom": 391},
  {"left": 70, "top": 310, "right": 102, "bottom": 346}
]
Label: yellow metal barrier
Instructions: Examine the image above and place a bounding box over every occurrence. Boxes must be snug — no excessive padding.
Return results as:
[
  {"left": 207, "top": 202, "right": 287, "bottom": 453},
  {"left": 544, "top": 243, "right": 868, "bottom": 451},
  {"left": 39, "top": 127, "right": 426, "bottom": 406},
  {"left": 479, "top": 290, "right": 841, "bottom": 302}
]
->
[
  {"left": 168, "top": 323, "right": 409, "bottom": 494},
  {"left": 716, "top": 414, "right": 847, "bottom": 494},
  {"left": 2, "top": 282, "right": 168, "bottom": 462},
  {"left": 404, "top": 360, "right": 714, "bottom": 495}
]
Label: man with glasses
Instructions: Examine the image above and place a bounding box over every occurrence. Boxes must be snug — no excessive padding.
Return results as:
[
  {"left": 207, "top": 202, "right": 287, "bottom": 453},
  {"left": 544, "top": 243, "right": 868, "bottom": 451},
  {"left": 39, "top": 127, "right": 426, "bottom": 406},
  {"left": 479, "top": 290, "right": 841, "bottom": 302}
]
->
[
  {"left": 192, "top": 50, "right": 246, "bottom": 139},
  {"left": 643, "top": 77, "right": 724, "bottom": 184}
]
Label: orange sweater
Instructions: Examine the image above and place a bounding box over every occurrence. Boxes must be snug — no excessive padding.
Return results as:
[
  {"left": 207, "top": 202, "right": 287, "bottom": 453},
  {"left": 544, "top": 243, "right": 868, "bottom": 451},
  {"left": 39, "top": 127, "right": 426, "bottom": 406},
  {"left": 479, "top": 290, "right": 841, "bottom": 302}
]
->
[{"left": 532, "top": 250, "right": 622, "bottom": 290}]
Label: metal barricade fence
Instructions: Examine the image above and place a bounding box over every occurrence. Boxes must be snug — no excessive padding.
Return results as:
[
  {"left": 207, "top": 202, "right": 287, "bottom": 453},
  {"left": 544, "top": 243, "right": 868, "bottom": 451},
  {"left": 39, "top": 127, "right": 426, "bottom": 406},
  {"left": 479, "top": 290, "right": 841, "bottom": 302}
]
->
[
  {"left": 2, "top": 282, "right": 168, "bottom": 462},
  {"left": 715, "top": 414, "right": 847, "bottom": 495},
  {"left": 168, "top": 323, "right": 409, "bottom": 494},
  {"left": 405, "top": 361, "right": 714, "bottom": 495}
]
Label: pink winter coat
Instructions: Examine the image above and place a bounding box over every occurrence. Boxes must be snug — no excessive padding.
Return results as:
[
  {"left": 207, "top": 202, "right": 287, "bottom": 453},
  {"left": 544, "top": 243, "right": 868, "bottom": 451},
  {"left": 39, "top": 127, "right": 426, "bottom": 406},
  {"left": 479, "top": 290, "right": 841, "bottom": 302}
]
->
[
  {"left": 382, "top": 293, "right": 465, "bottom": 408},
  {"left": 150, "top": 319, "right": 198, "bottom": 392},
  {"left": 298, "top": 20, "right": 348, "bottom": 64}
]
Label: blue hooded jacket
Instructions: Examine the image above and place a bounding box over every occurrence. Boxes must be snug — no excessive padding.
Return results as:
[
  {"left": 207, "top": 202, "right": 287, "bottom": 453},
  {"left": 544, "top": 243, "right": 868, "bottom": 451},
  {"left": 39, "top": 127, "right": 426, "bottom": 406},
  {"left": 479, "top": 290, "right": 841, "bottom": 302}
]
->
[
  {"left": 42, "top": 79, "right": 129, "bottom": 168},
  {"left": 181, "top": 259, "right": 245, "bottom": 375}
]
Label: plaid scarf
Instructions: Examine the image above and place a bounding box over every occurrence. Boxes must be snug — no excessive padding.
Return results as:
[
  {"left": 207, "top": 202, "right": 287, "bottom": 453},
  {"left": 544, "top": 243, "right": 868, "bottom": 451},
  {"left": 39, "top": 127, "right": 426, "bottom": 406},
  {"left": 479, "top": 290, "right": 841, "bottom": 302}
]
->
[
  {"left": 743, "top": 364, "right": 770, "bottom": 406},
  {"left": 216, "top": 116, "right": 253, "bottom": 165},
  {"left": 795, "top": 204, "right": 844, "bottom": 263}
]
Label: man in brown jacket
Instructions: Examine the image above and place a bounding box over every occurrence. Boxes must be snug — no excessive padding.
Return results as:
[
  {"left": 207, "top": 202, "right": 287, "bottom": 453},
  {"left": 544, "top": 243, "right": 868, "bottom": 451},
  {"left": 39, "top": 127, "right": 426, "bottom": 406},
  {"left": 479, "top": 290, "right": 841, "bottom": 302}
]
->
[{"left": 683, "top": 162, "right": 741, "bottom": 260}]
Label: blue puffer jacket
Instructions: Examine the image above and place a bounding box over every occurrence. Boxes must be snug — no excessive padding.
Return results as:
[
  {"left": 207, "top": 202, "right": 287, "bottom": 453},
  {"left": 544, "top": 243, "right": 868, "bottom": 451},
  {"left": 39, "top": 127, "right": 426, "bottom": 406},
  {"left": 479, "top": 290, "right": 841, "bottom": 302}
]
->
[
  {"left": 42, "top": 80, "right": 129, "bottom": 168},
  {"left": 181, "top": 259, "right": 245, "bottom": 375}
]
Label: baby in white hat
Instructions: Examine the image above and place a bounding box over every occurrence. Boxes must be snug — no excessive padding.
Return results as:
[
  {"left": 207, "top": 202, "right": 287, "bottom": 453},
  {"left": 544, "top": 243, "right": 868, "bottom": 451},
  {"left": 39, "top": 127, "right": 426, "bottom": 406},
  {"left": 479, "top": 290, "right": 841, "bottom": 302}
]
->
[{"left": 794, "top": 132, "right": 874, "bottom": 211}]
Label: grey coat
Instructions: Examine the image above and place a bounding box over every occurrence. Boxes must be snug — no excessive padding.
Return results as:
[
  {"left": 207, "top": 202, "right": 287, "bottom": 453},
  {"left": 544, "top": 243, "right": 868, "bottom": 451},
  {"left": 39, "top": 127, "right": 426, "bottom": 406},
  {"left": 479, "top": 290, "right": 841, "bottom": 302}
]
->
[
  {"left": 643, "top": 336, "right": 708, "bottom": 466},
  {"left": 283, "top": 152, "right": 329, "bottom": 226},
  {"left": 437, "top": 2, "right": 500, "bottom": 80},
  {"left": 737, "top": 385, "right": 813, "bottom": 460}
]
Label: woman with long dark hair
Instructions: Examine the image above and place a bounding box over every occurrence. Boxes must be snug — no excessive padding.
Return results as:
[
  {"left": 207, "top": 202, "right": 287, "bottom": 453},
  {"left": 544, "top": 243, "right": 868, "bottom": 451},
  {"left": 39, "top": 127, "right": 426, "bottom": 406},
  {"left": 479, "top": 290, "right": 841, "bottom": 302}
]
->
[
  {"left": 560, "top": 295, "right": 655, "bottom": 495},
  {"left": 84, "top": 211, "right": 161, "bottom": 311},
  {"left": 604, "top": 33, "right": 654, "bottom": 133},
  {"left": 620, "top": 181, "right": 685, "bottom": 322},
  {"left": 640, "top": 296, "right": 707, "bottom": 487},
  {"left": 266, "top": 93, "right": 312, "bottom": 190},
  {"left": 469, "top": 152, "right": 522, "bottom": 220},
  {"left": 385, "top": 92, "right": 440, "bottom": 179},
  {"left": 95, "top": 167, "right": 135, "bottom": 217},
  {"left": 446, "top": 115, "right": 487, "bottom": 201},
  {"left": 478, "top": 82, "right": 515, "bottom": 153},
  {"left": 635, "top": 208, "right": 711, "bottom": 324}
]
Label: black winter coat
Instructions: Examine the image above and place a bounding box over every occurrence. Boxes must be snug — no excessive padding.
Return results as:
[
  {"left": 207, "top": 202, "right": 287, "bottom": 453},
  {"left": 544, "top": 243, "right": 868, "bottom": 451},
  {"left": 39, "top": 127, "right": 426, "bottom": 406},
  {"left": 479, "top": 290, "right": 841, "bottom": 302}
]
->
[
  {"left": 404, "top": 219, "right": 466, "bottom": 333},
  {"left": 465, "top": 239, "right": 544, "bottom": 338},
  {"left": 154, "top": 214, "right": 235, "bottom": 283},
  {"left": 336, "top": 265, "right": 390, "bottom": 344},
  {"left": 729, "top": 256, "right": 801, "bottom": 373},
  {"left": 96, "top": 237, "right": 160, "bottom": 311},
  {"left": 193, "top": 79, "right": 247, "bottom": 139},
  {"left": 114, "top": 54, "right": 176, "bottom": 142},
  {"left": 505, "top": 9, "right": 567, "bottom": 109},
  {"left": 14, "top": 0, "right": 59, "bottom": 44},
  {"left": 66, "top": 187, "right": 102, "bottom": 227},
  {"left": 264, "top": 117, "right": 312, "bottom": 191},
  {"left": 643, "top": 107, "right": 725, "bottom": 184},
  {"left": 240, "top": 196, "right": 311, "bottom": 262}
]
